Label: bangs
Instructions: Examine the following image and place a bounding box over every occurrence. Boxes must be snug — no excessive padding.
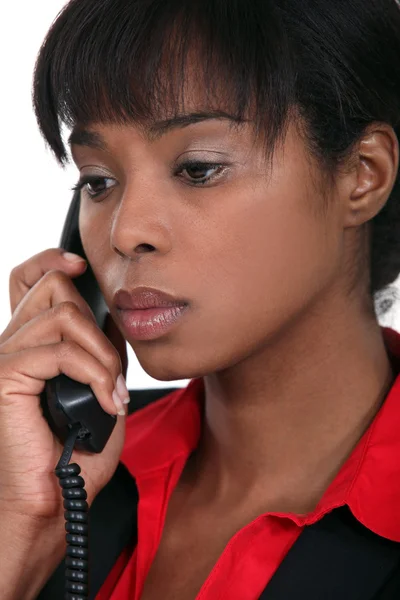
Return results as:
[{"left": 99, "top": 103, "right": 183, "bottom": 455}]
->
[{"left": 32, "top": 0, "right": 295, "bottom": 167}]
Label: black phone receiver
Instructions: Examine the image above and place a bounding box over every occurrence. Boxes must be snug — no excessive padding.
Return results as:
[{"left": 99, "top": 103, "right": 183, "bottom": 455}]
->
[{"left": 40, "top": 191, "right": 117, "bottom": 453}]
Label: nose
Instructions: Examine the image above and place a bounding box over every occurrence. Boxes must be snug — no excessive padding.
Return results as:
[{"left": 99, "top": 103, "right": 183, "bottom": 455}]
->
[{"left": 110, "top": 183, "right": 172, "bottom": 259}]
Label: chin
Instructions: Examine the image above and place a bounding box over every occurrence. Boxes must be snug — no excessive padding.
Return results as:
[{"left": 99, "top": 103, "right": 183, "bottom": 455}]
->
[
  {"left": 133, "top": 347, "right": 217, "bottom": 382},
  {"left": 142, "top": 362, "right": 206, "bottom": 382}
]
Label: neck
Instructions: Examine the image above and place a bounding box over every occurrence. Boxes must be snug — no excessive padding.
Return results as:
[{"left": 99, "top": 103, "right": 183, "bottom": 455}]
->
[{"left": 189, "top": 297, "right": 395, "bottom": 513}]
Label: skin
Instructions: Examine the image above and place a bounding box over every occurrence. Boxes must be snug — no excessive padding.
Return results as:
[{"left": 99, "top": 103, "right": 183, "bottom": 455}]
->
[
  {"left": 69, "top": 103, "right": 400, "bottom": 597},
  {"left": 0, "top": 255, "right": 128, "bottom": 599},
  {"left": 2, "top": 101, "right": 396, "bottom": 600},
  {"left": 71, "top": 104, "right": 399, "bottom": 524},
  {"left": 0, "top": 31, "right": 394, "bottom": 600}
]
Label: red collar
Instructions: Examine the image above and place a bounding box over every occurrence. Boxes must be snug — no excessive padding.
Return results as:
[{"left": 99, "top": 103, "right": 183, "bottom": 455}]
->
[{"left": 121, "top": 326, "right": 400, "bottom": 541}]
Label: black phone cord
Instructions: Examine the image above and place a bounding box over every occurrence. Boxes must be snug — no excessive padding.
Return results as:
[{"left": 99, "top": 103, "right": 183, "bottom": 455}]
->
[{"left": 55, "top": 423, "right": 89, "bottom": 600}]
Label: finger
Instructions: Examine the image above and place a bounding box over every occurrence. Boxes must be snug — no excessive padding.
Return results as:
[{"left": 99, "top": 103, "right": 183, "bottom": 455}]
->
[
  {"left": 0, "top": 302, "right": 123, "bottom": 384},
  {"left": 9, "top": 248, "right": 87, "bottom": 314},
  {"left": 0, "top": 342, "right": 123, "bottom": 417},
  {"left": 2, "top": 269, "right": 97, "bottom": 343},
  {"left": 104, "top": 312, "right": 128, "bottom": 379}
]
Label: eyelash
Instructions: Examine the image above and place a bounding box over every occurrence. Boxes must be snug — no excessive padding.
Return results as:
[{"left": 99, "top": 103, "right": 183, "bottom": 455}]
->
[{"left": 70, "top": 160, "right": 228, "bottom": 200}]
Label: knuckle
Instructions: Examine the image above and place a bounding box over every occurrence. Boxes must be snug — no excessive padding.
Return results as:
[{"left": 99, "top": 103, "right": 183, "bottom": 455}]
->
[
  {"left": 103, "top": 348, "right": 122, "bottom": 375},
  {"left": 54, "top": 300, "right": 81, "bottom": 321},
  {"left": 57, "top": 339, "right": 79, "bottom": 359},
  {"left": 9, "top": 265, "right": 19, "bottom": 280},
  {"left": 9, "top": 264, "right": 23, "bottom": 286},
  {"left": 44, "top": 269, "right": 68, "bottom": 287},
  {"left": 97, "top": 371, "right": 112, "bottom": 390}
]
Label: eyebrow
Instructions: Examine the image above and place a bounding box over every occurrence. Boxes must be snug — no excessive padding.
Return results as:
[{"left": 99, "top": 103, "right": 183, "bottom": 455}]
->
[{"left": 68, "top": 110, "right": 247, "bottom": 150}]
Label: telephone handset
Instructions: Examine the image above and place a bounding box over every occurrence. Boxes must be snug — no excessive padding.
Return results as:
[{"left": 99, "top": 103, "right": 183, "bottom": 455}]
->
[
  {"left": 41, "top": 191, "right": 117, "bottom": 453},
  {"left": 39, "top": 191, "right": 118, "bottom": 599}
]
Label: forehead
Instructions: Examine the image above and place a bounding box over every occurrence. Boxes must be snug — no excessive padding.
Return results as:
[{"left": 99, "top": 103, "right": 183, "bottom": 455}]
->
[{"left": 68, "top": 109, "right": 251, "bottom": 151}]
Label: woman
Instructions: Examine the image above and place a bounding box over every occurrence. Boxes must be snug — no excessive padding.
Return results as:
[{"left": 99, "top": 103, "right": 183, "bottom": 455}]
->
[{"left": 1, "top": 0, "right": 400, "bottom": 598}]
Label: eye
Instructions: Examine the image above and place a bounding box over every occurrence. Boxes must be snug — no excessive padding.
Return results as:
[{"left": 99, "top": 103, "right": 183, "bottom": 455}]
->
[
  {"left": 71, "top": 160, "right": 229, "bottom": 199},
  {"left": 71, "top": 175, "right": 116, "bottom": 200},
  {"left": 175, "top": 160, "right": 228, "bottom": 186}
]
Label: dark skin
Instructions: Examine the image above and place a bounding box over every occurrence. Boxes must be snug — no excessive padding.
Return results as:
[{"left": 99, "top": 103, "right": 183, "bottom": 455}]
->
[{"left": 72, "top": 105, "right": 398, "bottom": 598}]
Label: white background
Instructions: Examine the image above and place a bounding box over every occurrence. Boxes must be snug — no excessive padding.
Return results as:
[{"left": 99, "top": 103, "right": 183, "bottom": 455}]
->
[{"left": 1, "top": 2, "right": 399, "bottom": 391}]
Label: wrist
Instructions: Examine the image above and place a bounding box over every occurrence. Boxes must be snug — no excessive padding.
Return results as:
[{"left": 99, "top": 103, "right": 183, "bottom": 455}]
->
[{"left": 0, "top": 511, "right": 65, "bottom": 600}]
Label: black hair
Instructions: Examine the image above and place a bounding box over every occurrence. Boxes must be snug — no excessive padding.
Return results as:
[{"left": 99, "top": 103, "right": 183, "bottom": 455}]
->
[{"left": 32, "top": 0, "right": 400, "bottom": 317}]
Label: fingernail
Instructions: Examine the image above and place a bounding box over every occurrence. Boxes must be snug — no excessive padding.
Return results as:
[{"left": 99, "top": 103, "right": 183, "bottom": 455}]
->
[
  {"left": 116, "top": 374, "right": 130, "bottom": 404},
  {"left": 112, "top": 389, "right": 126, "bottom": 416},
  {"left": 63, "top": 252, "right": 86, "bottom": 263}
]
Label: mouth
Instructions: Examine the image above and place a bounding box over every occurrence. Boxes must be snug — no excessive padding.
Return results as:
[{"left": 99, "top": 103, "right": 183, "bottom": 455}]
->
[
  {"left": 113, "top": 286, "right": 189, "bottom": 341},
  {"left": 116, "top": 304, "right": 189, "bottom": 341}
]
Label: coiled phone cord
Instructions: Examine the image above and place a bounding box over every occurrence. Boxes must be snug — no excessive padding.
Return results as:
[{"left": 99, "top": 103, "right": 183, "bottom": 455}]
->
[{"left": 55, "top": 423, "right": 89, "bottom": 600}]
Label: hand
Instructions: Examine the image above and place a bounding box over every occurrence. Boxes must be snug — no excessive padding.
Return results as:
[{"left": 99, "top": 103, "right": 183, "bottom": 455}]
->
[
  {"left": 104, "top": 311, "right": 128, "bottom": 381},
  {"left": 0, "top": 249, "right": 129, "bottom": 522}
]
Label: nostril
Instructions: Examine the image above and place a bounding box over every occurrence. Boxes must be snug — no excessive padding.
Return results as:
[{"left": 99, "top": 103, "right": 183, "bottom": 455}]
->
[{"left": 135, "top": 243, "right": 156, "bottom": 253}]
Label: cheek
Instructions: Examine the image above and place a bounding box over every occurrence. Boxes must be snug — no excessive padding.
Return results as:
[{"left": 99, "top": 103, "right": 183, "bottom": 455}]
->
[
  {"left": 79, "top": 206, "right": 105, "bottom": 258},
  {"left": 169, "top": 183, "right": 335, "bottom": 375},
  {"left": 78, "top": 207, "right": 114, "bottom": 294}
]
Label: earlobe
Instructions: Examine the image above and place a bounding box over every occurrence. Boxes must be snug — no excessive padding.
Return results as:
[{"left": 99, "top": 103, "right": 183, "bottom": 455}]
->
[{"left": 345, "top": 124, "right": 399, "bottom": 227}]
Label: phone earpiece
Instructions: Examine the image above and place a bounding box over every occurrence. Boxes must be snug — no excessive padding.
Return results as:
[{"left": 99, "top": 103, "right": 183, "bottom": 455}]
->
[{"left": 41, "top": 191, "right": 116, "bottom": 453}]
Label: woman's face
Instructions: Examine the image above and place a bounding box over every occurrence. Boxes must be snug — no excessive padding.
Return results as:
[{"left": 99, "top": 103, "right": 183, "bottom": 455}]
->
[{"left": 72, "top": 113, "right": 344, "bottom": 381}]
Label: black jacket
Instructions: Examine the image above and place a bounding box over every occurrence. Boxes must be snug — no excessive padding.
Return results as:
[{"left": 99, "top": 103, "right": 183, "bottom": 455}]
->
[{"left": 38, "top": 387, "right": 400, "bottom": 599}]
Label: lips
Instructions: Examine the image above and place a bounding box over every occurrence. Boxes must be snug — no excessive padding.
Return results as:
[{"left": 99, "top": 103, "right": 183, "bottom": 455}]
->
[
  {"left": 113, "top": 286, "right": 189, "bottom": 341},
  {"left": 113, "top": 286, "right": 188, "bottom": 310}
]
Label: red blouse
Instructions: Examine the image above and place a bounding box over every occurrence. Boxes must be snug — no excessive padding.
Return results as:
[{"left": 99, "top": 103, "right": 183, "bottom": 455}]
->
[{"left": 97, "top": 326, "right": 400, "bottom": 599}]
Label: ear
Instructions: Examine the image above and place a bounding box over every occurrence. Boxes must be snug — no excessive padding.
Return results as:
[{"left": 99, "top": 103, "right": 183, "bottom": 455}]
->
[
  {"left": 343, "top": 123, "right": 399, "bottom": 228},
  {"left": 104, "top": 312, "right": 128, "bottom": 379}
]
